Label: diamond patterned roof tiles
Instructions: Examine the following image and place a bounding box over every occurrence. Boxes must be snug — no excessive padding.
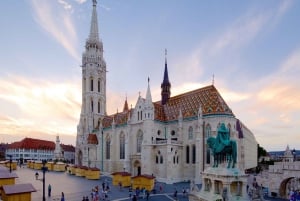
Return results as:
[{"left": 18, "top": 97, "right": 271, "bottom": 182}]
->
[{"left": 102, "top": 85, "right": 233, "bottom": 128}]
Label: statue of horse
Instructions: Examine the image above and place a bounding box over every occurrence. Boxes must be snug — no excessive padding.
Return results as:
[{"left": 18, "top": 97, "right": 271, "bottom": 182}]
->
[{"left": 207, "top": 136, "right": 237, "bottom": 168}]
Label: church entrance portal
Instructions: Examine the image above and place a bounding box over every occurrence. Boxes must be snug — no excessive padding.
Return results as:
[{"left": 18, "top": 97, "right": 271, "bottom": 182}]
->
[{"left": 133, "top": 160, "right": 141, "bottom": 176}]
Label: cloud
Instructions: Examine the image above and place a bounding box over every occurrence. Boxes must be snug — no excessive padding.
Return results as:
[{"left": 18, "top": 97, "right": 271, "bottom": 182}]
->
[
  {"left": 58, "top": 0, "right": 72, "bottom": 10},
  {"left": 99, "top": 4, "right": 111, "bottom": 11},
  {"left": 0, "top": 75, "right": 81, "bottom": 140},
  {"left": 30, "top": 0, "right": 80, "bottom": 62},
  {"left": 75, "top": 0, "right": 88, "bottom": 4},
  {"left": 211, "top": 13, "right": 270, "bottom": 54},
  {"left": 226, "top": 48, "right": 300, "bottom": 150}
]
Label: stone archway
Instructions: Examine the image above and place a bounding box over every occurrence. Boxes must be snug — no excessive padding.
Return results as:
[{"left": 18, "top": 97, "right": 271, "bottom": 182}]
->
[
  {"left": 133, "top": 160, "right": 141, "bottom": 176},
  {"left": 78, "top": 150, "right": 83, "bottom": 166},
  {"left": 279, "top": 177, "right": 293, "bottom": 198}
]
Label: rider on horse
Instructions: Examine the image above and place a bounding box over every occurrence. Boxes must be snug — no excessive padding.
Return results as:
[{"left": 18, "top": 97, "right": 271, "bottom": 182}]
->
[{"left": 215, "top": 123, "right": 230, "bottom": 153}]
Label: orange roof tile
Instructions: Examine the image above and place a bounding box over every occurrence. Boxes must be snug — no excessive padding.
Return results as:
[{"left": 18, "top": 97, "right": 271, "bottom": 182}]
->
[
  {"left": 61, "top": 144, "right": 75, "bottom": 152},
  {"left": 154, "top": 85, "right": 233, "bottom": 121},
  {"left": 87, "top": 134, "right": 98, "bottom": 145},
  {"left": 8, "top": 138, "right": 55, "bottom": 150},
  {"left": 102, "top": 85, "right": 233, "bottom": 128}
]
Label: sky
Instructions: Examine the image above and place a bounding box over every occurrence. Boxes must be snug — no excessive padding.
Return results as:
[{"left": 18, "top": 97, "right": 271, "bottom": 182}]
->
[{"left": 0, "top": 0, "right": 299, "bottom": 151}]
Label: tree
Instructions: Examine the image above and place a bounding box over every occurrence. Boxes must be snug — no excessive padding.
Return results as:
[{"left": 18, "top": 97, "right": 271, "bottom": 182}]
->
[{"left": 257, "top": 144, "right": 267, "bottom": 159}]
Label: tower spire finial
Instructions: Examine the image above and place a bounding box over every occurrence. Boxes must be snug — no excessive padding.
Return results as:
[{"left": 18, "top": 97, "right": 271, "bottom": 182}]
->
[
  {"left": 89, "top": 0, "right": 99, "bottom": 41},
  {"left": 212, "top": 74, "right": 215, "bottom": 85},
  {"left": 93, "top": 0, "right": 97, "bottom": 7},
  {"left": 165, "top": 48, "right": 167, "bottom": 65}
]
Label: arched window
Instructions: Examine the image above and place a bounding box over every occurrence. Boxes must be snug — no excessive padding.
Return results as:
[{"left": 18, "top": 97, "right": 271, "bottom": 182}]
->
[
  {"left": 98, "top": 101, "right": 100, "bottom": 113},
  {"left": 186, "top": 146, "right": 190, "bottom": 164},
  {"left": 90, "top": 78, "right": 93, "bottom": 91},
  {"left": 205, "top": 124, "right": 211, "bottom": 138},
  {"left": 119, "top": 133, "right": 125, "bottom": 159},
  {"left": 188, "top": 126, "right": 193, "bottom": 139},
  {"left": 98, "top": 79, "right": 101, "bottom": 92},
  {"left": 106, "top": 137, "right": 110, "bottom": 159},
  {"left": 160, "top": 155, "right": 163, "bottom": 164},
  {"left": 91, "top": 100, "right": 94, "bottom": 112},
  {"left": 192, "top": 144, "right": 196, "bottom": 164},
  {"left": 137, "top": 131, "right": 143, "bottom": 153}
]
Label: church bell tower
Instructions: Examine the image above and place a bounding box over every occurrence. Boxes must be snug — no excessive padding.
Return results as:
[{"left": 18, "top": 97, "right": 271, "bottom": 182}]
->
[{"left": 76, "top": 0, "right": 106, "bottom": 166}]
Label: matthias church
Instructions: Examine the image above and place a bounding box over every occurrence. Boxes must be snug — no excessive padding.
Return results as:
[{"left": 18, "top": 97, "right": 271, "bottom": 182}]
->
[{"left": 76, "top": 0, "right": 257, "bottom": 184}]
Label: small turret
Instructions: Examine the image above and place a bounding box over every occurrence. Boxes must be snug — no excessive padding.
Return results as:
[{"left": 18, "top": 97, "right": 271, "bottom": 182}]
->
[{"left": 123, "top": 96, "right": 129, "bottom": 112}]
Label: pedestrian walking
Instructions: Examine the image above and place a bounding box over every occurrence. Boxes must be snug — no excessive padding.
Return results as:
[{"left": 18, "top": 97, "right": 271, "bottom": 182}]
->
[
  {"left": 174, "top": 189, "right": 178, "bottom": 200},
  {"left": 61, "top": 192, "right": 65, "bottom": 201},
  {"left": 146, "top": 190, "right": 150, "bottom": 200},
  {"left": 48, "top": 184, "right": 51, "bottom": 197},
  {"left": 132, "top": 194, "right": 137, "bottom": 201},
  {"left": 129, "top": 186, "right": 133, "bottom": 198},
  {"left": 35, "top": 172, "right": 39, "bottom": 180}
]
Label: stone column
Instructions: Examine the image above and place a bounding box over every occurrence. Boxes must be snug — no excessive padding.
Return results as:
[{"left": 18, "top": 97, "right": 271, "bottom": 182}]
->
[{"left": 195, "top": 137, "right": 202, "bottom": 184}]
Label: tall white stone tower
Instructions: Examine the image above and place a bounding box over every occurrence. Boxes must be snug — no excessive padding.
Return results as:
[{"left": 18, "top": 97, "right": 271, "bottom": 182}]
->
[{"left": 76, "top": 0, "right": 106, "bottom": 166}]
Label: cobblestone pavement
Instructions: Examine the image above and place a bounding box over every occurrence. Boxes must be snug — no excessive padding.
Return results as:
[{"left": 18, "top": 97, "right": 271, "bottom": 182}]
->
[{"left": 13, "top": 166, "right": 287, "bottom": 201}]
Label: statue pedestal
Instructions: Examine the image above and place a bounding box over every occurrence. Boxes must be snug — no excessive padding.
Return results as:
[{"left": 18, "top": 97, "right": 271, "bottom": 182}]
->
[{"left": 189, "top": 167, "right": 249, "bottom": 201}]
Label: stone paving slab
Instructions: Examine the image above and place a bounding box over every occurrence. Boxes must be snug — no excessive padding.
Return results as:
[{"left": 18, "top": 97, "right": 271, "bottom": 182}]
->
[
  {"left": 12, "top": 166, "right": 288, "bottom": 201},
  {"left": 14, "top": 166, "right": 190, "bottom": 201}
]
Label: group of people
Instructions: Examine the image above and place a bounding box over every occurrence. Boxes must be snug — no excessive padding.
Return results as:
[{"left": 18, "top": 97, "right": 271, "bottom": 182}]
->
[
  {"left": 88, "top": 180, "right": 110, "bottom": 201},
  {"left": 129, "top": 186, "right": 150, "bottom": 200},
  {"left": 289, "top": 190, "right": 300, "bottom": 201}
]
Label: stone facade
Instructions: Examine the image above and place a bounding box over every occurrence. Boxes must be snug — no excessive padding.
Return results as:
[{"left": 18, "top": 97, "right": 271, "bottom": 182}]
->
[
  {"left": 75, "top": 0, "right": 258, "bottom": 184},
  {"left": 258, "top": 145, "right": 300, "bottom": 199}
]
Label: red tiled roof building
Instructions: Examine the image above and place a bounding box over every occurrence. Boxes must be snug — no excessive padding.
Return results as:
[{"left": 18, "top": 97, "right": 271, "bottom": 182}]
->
[{"left": 6, "top": 137, "right": 75, "bottom": 163}]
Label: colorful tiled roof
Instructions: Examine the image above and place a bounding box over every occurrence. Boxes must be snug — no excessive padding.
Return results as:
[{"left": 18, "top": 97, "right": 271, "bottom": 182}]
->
[
  {"left": 102, "top": 111, "right": 130, "bottom": 128},
  {"left": 154, "top": 85, "right": 233, "bottom": 121},
  {"left": 8, "top": 138, "right": 55, "bottom": 150},
  {"left": 87, "top": 134, "right": 98, "bottom": 145},
  {"left": 102, "top": 85, "right": 233, "bottom": 128}
]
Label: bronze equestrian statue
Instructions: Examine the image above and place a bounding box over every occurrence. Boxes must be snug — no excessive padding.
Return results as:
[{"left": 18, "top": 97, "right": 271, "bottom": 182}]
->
[{"left": 207, "top": 123, "right": 237, "bottom": 168}]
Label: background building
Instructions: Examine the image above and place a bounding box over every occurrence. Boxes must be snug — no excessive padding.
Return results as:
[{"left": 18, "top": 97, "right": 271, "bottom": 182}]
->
[
  {"left": 5, "top": 137, "right": 75, "bottom": 163},
  {"left": 75, "top": 1, "right": 258, "bottom": 184}
]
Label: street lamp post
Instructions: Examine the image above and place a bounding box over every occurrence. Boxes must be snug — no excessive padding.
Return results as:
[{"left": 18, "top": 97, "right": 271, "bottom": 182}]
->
[
  {"left": 8, "top": 154, "right": 12, "bottom": 173},
  {"left": 41, "top": 160, "right": 48, "bottom": 201},
  {"left": 101, "top": 129, "right": 104, "bottom": 171}
]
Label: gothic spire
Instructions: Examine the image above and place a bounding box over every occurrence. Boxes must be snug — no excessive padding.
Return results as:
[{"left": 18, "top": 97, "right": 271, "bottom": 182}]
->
[
  {"left": 161, "top": 49, "right": 171, "bottom": 105},
  {"left": 123, "top": 95, "right": 129, "bottom": 112},
  {"left": 89, "top": 0, "right": 99, "bottom": 41},
  {"left": 146, "top": 77, "right": 152, "bottom": 104}
]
